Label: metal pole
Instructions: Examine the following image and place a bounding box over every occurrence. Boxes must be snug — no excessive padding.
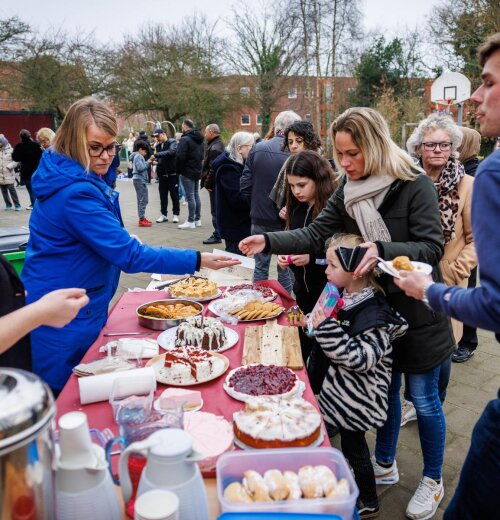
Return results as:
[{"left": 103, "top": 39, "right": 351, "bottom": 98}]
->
[{"left": 457, "top": 103, "right": 463, "bottom": 126}]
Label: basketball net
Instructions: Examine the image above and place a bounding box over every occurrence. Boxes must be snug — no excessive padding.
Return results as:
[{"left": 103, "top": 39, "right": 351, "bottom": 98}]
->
[{"left": 434, "top": 98, "right": 454, "bottom": 114}]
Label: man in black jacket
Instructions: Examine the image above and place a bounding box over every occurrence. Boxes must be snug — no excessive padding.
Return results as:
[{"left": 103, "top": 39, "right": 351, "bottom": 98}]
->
[
  {"left": 12, "top": 129, "right": 43, "bottom": 209},
  {"left": 151, "top": 129, "right": 179, "bottom": 223},
  {"left": 202, "top": 124, "right": 225, "bottom": 244},
  {"left": 175, "top": 119, "right": 204, "bottom": 229},
  {"left": 240, "top": 110, "right": 301, "bottom": 292}
]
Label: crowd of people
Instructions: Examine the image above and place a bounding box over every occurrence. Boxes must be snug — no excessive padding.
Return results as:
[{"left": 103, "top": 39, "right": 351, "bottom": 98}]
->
[{"left": 1, "top": 31, "right": 500, "bottom": 520}]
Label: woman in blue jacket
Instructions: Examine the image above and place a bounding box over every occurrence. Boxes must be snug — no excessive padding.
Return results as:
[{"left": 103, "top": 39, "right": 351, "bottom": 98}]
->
[{"left": 22, "top": 97, "right": 239, "bottom": 394}]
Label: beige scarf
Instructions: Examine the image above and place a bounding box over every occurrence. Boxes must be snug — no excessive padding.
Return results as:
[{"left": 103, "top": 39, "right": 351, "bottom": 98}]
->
[{"left": 343, "top": 174, "right": 394, "bottom": 242}]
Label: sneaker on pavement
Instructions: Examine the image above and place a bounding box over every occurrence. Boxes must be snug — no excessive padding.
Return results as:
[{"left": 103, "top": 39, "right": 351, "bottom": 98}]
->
[
  {"left": 138, "top": 218, "right": 152, "bottom": 227},
  {"left": 357, "top": 499, "right": 380, "bottom": 519},
  {"left": 372, "top": 456, "right": 399, "bottom": 485},
  {"left": 15, "top": 205, "right": 22, "bottom": 211},
  {"left": 195, "top": 220, "right": 202, "bottom": 227},
  {"left": 180, "top": 197, "right": 187, "bottom": 205},
  {"left": 156, "top": 214, "right": 168, "bottom": 223},
  {"left": 401, "top": 399, "right": 417, "bottom": 426},
  {"left": 178, "top": 221, "right": 195, "bottom": 229},
  {"left": 143, "top": 218, "right": 153, "bottom": 224},
  {"left": 203, "top": 234, "right": 222, "bottom": 245},
  {"left": 172, "top": 215, "right": 179, "bottom": 223},
  {"left": 452, "top": 345, "right": 474, "bottom": 363},
  {"left": 26, "top": 205, "right": 33, "bottom": 210},
  {"left": 4, "top": 205, "right": 12, "bottom": 210},
  {"left": 406, "top": 477, "right": 444, "bottom": 520}
]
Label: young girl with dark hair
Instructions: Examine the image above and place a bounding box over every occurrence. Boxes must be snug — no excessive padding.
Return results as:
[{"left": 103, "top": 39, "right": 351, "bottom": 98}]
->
[{"left": 279, "top": 150, "right": 338, "bottom": 387}]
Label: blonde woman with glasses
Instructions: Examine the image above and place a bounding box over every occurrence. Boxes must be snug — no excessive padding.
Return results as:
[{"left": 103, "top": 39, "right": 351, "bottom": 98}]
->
[{"left": 22, "top": 97, "right": 239, "bottom": 396}]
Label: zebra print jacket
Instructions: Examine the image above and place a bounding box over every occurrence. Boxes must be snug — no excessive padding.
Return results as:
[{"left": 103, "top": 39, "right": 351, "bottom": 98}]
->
[{"left": 316, "top": 288, "right": 408, "bottom": 432}]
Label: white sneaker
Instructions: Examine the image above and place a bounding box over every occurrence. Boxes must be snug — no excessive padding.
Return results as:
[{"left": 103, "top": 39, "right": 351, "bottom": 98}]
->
[
  {"left": 156, "top": 214, "right": 168, "bottom": 223},
  {"left": 371, "top": 456, "right": 399, "bottom": 485},
  {"left": 178, "top": 221, "right": 195, "bottom": 229},
  {"left": 180, "top": 197, "right": 187, "bottom": 205},
  {"left": 195, "top": 220, "right": 202, "bottom": 227},
  {"left": 401, "top": 399, "right": 417, "bottom": 426},
  {"left": 406, "top": 476, "right": 444, "bottom": 519},
  {"left": 172, "top": 215, "right": 179, "bottom": 223}
]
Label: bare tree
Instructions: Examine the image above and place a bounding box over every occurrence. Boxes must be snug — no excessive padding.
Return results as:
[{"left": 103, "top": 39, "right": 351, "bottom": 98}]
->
[{"left": 224, "top": 2, "right": 305, "bottom": 134}]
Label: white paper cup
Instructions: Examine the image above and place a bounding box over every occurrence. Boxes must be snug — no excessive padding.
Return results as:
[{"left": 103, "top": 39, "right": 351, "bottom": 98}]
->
[
  {"left": 58, "top": 411, "right": 95, "bottom": 469},
  {"left": 134, "top": 489, "right": 179, "bottom": 520}
]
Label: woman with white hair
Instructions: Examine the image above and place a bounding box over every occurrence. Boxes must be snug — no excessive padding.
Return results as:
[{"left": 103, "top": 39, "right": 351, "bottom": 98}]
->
[
  {"left": 212, "top": 131, "right": 254, "bottom": 254},
  {"left": 407, "top": 114, "right": 477, "bottom": 344}
]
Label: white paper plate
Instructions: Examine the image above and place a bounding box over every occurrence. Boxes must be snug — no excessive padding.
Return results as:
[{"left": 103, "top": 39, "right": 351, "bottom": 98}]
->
[
  {"left": 146, "top": 351, "right": 229, "bottom": 386},
  {"left": 157, "top": 326, "right": 239, "bottom": 353},
  {"left": 153, "top": 396, "right": 203, "bottom": 413},
  {"left": 167, "top": 289, "right": 222, "bottom": 302},
  {"left": 208, "top": 300, "right": 284, "bottom": 322},
  {"left": 234, "top": 426, "right": 324, "bottom": 450},
  {"left": 378, "top": 260, "right": 432, "bottom": 279}
]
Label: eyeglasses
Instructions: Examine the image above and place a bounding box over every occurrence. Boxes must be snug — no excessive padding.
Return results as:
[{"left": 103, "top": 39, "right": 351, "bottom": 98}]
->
[
  {"left": 88, "top": 143, "right": 117, "bottom": 157},
  {"left": 422, "top": 142, "right": 452, "bottom": 151}
]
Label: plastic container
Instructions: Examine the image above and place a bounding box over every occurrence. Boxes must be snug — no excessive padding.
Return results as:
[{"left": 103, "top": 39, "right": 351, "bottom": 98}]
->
[
  {"left": 216, "top": 448, "right": 358, "bottom": 520},
  {"left": 218, "top": 514, "right": 343, "bottom": 520},
  {"left": 3, "top": 250, "right": 25, "bottom": 275}
]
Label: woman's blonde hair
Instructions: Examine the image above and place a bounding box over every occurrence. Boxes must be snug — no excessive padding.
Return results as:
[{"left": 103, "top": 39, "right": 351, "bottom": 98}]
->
[
  {"left": 326, "top": 233, "right": 384, "bottom": 293},
  {"left": 36, "top": 127, "right": 55, "bottom": 148},
  {"left": 53, "top": 97, "right": 118, "bottom": 171},
  {"left": 458, "top": 127, "right": 481, "bottom": 163},
  {"left": 331, "top": 107, "right": 420, "bottom": 181}
]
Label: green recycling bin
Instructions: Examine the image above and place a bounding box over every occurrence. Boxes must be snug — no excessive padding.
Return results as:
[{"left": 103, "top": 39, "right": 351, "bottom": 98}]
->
[{"left": 3, "top": 251, "right": 25, "bottom": 276}]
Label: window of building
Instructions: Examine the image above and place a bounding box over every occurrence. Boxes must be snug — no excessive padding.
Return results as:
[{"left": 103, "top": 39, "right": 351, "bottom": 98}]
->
[
  {"left": 241, "top": 114, "right": 251, "bottom": 126},
  {"left": 240, "top": 87, "right": 250, "bottom": 96},
  {"left": 305, "top": 113, "right": 311, "bottom": 121},
  {"left": 256, "top": 114, "right": 263, "bottom": 126},
  {"left": 288, "top": 87, "right": 298, "bottom": 99}
]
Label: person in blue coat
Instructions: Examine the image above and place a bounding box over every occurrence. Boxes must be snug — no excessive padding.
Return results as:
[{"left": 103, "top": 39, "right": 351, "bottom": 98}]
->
[
  {"left": 21, "top": 97, "right": 239, "bottom": 394},
  {"left": 212, "top": 131, "right": 254, "bottom": 255}
]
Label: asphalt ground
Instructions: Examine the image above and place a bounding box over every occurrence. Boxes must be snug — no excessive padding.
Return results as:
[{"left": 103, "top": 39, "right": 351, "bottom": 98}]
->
[{"left": 2, "top": 178, "right": 498, "bottom": 519}]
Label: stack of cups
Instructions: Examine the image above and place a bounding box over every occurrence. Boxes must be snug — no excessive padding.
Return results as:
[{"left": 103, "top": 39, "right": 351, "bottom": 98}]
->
[{"left": 134, "top": 490, "right": 180, "bottom": 520}]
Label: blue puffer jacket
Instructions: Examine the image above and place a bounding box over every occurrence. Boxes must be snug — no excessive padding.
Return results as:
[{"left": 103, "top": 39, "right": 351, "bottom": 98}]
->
[{"left": 22, "top": 149, "right": 199, "bottom": 390}]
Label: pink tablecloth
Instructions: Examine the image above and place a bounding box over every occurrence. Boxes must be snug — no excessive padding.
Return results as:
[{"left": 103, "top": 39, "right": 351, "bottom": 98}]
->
[{"left": 56, "top": 280, "right": 329, "bottom": 448}]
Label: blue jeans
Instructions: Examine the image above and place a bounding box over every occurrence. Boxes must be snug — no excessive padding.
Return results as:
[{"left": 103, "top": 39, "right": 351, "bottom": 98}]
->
[
  {"left": 404, "top": 354, "right": 452, "bottom": 404},
  {"left": 251, "top": 224, "right": 294, "bottom": 294},
  {"left": 178, "top": 176, "right": 185, "bottom": 199},
  {"left": 375, "top": 366, "right": 446, "bottom": 481},
  {"left": 133, "top": 180, "right": 148, "bottom": 219},
  {"left": 444, "top": 392, "right": 500, "bottom": 519},
  {"left": 181, "top": 176, "right": 200, "bottom": 222}
]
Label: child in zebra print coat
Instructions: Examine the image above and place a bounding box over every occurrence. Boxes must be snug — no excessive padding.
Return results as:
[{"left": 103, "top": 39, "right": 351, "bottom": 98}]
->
[{"left": 311, "top": 233, "right": 408, "bottom": 517}]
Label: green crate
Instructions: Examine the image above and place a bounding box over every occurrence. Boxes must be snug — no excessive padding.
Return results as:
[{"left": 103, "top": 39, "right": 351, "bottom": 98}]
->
[{"left": 3, "top": 251, "right": 25, "bottom": 276}]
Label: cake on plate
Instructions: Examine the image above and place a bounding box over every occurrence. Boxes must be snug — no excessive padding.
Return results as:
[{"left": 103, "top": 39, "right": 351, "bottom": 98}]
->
[
  {"left": 160, "top": 348, "right": 216, "bottom": 384},
  {"left": 233, "top": 395, "right": 322, "bottom": 449},
  {"left": 225, "top": 283, "right": 277, "bottom": 302},
  {"left": 158, "top": 388, "right": 202, "bottom": 411},
  {"left": 224, "top": 364, "right": 300, "bottom": 401},
  {"left": 169, "top": 277, "right": 218, "bottom": 299},
  {"left": 175, "top": 316, "right": 227, "bottom": 351}
]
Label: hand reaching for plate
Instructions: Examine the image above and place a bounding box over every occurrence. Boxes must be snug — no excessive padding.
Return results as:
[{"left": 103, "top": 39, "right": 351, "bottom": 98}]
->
[{"left": 200, "top": 253, "right": 241, "bottom": 270}]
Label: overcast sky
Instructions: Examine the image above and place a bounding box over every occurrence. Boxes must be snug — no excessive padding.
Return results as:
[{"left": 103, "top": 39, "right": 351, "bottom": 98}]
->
[{"left": 1, "top": 0, "right": 440, "bottom": 43}]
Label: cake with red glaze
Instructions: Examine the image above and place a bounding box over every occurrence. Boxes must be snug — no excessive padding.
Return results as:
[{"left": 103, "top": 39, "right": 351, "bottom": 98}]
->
[
  {"left": 161, "top": 348, "right": 215, "bottom": 384},
  {"left": 233, "top": 395, "right": 322, "bottom": 449}
]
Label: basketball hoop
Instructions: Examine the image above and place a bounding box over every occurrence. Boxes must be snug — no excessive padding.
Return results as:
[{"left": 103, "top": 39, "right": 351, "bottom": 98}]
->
[{"left": 434, "top": 98, "right": 454, "bottom": 114}]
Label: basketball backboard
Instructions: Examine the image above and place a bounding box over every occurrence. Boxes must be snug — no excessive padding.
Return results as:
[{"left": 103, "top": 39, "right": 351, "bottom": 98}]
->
[{"left": 431, "top": 72, "right": 471, "bottom": 104}]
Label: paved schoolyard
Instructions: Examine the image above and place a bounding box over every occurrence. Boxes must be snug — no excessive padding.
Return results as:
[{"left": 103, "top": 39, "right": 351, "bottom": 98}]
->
[{"left": 2, "top": 178, "right": 498, "bottom": 519}]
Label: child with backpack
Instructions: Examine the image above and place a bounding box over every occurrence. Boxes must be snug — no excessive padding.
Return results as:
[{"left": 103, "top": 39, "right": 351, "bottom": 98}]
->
[
  {"left": 311, "top": 233, "right": 408, "bottom": 518},
  {"left": 131, "top": 141, "right": 152, "bottom": 227}
]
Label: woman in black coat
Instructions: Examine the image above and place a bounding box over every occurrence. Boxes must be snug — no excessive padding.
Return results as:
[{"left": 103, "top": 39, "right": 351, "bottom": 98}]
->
[
  {"left": 240, "top": 108, "right": 455, "bottom": 520},
  {"left": 212, "top": 132, "right": 254, "bottom": 255}
]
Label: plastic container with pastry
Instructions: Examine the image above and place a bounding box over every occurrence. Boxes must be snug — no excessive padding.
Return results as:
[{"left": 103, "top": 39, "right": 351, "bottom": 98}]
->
[
  {"left": 232, "top": 395, "right": 322, "bottom": 449},
  {"left": 223, "top": 364, "right": 302, "bottom": 402},
  {"left": 216, "top": 447, "right": 358, "bottom": 518}
]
